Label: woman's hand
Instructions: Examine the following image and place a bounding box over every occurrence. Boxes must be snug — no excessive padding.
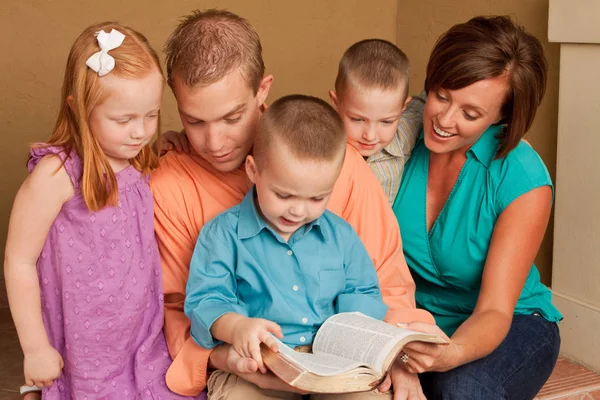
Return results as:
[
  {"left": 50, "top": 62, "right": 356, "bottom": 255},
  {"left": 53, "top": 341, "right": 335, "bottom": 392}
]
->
[
  {"left": 399, "top": 322, "right": 460, "bottom": 373},
  {"left": 377, "top": 358, "right": 426, "bottom": 400}
]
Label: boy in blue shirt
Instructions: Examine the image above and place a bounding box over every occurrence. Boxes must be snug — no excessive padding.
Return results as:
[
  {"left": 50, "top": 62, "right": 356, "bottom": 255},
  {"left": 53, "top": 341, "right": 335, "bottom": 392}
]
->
[{"left": 185, "top": 95, "right": 389, "bottom": 399}]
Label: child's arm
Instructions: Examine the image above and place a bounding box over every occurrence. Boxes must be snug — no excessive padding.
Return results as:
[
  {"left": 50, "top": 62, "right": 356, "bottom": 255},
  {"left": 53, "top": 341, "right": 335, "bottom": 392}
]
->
[
  {"left": 184, "top": 220, "right": 282, "bottom": 373},
  {"left": 397, "top": 91, "right": 426, "bottom": 159},
  {"left": 4, "top": 155, "right": 73, "bottom": 388}
]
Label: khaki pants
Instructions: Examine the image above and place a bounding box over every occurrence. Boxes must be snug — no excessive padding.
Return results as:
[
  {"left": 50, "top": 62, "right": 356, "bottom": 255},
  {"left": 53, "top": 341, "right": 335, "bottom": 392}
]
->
[{"left": 207, "top": 370, "right": 393, "bottom": 400}]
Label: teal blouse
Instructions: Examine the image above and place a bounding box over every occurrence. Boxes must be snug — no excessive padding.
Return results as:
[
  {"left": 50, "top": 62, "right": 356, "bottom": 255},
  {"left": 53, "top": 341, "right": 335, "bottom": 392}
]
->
[{"left": 393, "top": 125, "right": 563, "bottom": 336}]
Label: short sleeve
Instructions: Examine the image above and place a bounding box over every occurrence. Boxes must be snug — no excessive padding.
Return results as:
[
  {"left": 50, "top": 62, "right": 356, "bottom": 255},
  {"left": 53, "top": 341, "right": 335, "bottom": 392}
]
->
[
  {"left": 494, "top": 142, "right": 553, "bottom": 213},
  {"left": 28, "top": 145, "right": 82, "bottom": 190}
]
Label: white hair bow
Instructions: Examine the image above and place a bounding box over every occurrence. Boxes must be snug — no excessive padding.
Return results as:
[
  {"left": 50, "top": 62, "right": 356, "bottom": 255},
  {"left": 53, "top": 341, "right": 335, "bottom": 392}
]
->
[{"left": 85, "top": 29, "right": 126, "bottom": 76}]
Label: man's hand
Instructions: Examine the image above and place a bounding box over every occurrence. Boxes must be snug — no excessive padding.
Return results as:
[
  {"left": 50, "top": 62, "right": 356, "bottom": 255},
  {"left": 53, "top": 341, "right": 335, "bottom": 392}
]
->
[
  {"left": 225, "top": 345, "right": 306, "bottom": 394},
  {"left": 23, "top": 344, "right": 64, "bottom": 388},
  {"left": 377, "top": 358, "right": 425, "bottom": 400}
]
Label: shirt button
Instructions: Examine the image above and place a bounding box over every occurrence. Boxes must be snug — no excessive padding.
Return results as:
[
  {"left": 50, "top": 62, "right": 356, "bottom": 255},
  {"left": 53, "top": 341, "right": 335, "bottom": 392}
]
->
[
  {"left": 302, "top": 318, "right": 308, "bottom": 324},
  {"left": 300, "top": 336, "right": 306, "bottom": 343},
  {"left": 293, "top": 285, "right": 299, "bottom": 291},
  {"left": 287, "top": 250, "right": 293, "bottom": 256}
]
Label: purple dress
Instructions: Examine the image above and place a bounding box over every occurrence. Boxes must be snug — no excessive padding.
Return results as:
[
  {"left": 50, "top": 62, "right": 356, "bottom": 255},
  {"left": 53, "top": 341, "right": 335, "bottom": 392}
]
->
[{"left": 29, "top": 147, "right": 204, "bottom": 400}]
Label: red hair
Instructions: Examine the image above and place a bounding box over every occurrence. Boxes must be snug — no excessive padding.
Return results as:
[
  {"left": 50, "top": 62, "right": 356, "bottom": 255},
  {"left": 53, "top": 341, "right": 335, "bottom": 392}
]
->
[{"left": 35, "top": 22, "right": 163, "bottom": 211}]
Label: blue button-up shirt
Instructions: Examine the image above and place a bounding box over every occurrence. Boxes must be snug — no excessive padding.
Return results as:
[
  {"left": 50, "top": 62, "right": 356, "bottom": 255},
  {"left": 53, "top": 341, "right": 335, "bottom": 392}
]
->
[{"left": 185, "top": 187, "right": 388, "bottom": 348}]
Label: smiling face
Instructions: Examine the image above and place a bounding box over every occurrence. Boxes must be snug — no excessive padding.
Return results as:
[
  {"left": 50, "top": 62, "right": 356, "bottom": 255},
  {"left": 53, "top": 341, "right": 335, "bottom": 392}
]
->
[
  {"left": 246, "top": 142, "right": 343, "bottom": 241},
  {"left": 173, "top": 70, "right": 271, "bottom": 172},
  {"left": 331, "top": 84, "right": 409, "bottom": 158},
  {"left": 89, "top": 70, "right": 163, "bottom": 172},
  {"left": 423, "top": 75, "right": 509, "bottom": 156}
]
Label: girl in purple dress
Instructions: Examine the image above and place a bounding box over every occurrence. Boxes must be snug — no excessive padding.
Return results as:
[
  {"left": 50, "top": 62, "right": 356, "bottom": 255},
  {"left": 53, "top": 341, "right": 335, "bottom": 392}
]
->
[{"left": 4, "top": 22, "right": 202, "bottom": 400}]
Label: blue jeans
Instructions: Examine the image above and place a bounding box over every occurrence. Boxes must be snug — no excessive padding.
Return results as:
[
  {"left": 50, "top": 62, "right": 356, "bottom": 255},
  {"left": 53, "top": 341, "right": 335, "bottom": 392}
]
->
[{"left": 419, "top": 314, "right": 560, "bottom": 400}]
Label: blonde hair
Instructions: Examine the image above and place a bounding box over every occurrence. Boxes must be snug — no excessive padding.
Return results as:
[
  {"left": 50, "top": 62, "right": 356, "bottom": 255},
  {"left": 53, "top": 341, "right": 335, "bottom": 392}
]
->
[
  {"left": 335, "top": 39, "right": 410, "bottom": 99},
  {"left": 254, "top": 95, "right": 346, "bottom": 170},
  {"left": 164, "top": 9, "right": 265, "bottom": 92},
  {"left": 34, "top": 21, "right": 163, "bottom": 211}
]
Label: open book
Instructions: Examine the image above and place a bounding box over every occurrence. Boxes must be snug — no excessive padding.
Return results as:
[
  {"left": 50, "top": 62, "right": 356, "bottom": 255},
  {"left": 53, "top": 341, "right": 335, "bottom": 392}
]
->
[{"left": 261, "top": 312, "right": 447, "bottom": 394}]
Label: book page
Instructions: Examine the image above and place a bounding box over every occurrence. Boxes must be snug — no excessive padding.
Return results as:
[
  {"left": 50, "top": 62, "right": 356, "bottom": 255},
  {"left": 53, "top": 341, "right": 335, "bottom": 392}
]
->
[
  {"left": 312, "top": 313, "right": 422, "bottom": 372},
  {"left": 273, "top": 336, "right": 366, "bottom": 376}
]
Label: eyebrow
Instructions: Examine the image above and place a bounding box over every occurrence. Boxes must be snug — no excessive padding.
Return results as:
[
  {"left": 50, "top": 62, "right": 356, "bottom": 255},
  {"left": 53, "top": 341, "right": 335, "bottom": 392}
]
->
[
  {"left": 347, "top": 111, "right": 400, "bottom": 121},
  {"left": 181, "top": 103, "right": 247, "bottom": 122},
  {"left": 274, "top": 187, "right": 333, "bottom": 198}
]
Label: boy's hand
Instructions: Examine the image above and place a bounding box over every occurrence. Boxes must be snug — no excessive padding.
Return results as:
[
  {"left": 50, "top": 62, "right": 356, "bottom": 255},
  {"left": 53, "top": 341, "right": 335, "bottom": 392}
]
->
[
  {"left": 23, "top": 345, "right": 64, "bottom": 388},
  {"left": 231, "top": 317, "right": 283, "bottom": 373},
  {"left": 154, "top": 130, "right": 191, "bottom": 156}
]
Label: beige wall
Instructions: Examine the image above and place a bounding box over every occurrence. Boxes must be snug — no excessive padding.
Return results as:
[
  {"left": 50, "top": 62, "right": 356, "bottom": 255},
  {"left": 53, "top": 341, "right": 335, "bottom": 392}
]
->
[
  {"left": 0, "top": 0, "right": 397, "bottom": 306},
  {"left": 396, "top": 0, "right": 560, "bottom": 285},
  {"left": 0, "top": 0, "right": 560, "bottom": 306},
  {"left": 549, "top": 0, "right": 600, "bottom": 371}
]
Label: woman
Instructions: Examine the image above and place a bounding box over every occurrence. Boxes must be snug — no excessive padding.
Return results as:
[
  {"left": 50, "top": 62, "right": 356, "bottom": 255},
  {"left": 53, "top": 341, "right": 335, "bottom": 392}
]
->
[{"left": 391, "top": 15, "right": 562, "bottom": 399}]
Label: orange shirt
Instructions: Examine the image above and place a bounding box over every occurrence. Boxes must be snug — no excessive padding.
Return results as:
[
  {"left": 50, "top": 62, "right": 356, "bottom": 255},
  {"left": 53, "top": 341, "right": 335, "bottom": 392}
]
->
[{"left": 150, "top": 144, "right": 434, "bottom": 396}]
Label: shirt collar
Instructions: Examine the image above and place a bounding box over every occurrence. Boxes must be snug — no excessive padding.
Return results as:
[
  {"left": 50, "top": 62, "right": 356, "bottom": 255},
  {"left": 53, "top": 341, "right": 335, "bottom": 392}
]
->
[
  {"left": 382, "top": 133, "right": 405, "bottom": 158},
  {"left": 237, "top": 186, "right": 328, "bottom": 242},
  {"left": 468, "top": 124, "right": 504, "bottom": 168},
  {"left": 237, "top": 187, "right": 266, "bottom": 240}
]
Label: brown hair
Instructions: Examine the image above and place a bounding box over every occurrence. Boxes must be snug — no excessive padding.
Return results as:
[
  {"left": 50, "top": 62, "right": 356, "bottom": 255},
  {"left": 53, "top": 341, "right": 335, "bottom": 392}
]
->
[
  {"left": 254, "top": 95, "right": 346, "bottom": 170},
  {"left": 335, "top": 39, "right": 410, "bottom": 99},
  {"left": 425, "top": 15, "right": 547, "bottom": 158},
  {"left": 35, "top": 21, "right": 162, "bottom": 211},
  {"left": 164, "top": 9, "right": 265, "bottom": 93}
]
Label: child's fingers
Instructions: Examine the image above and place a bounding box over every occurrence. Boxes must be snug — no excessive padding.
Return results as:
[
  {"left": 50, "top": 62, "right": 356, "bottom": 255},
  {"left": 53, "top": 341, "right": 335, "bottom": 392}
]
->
[
  {"left": 241, "top": 343, "right": 253, "bottom": 359},
  {"left": 181, "top": 135, "right": 191, "bottom": 153},
  {"left": 42, "top": 380, "right": 54, "bottom": 387},
  {"left": 264, "top": 320, "right": 284, "bottom": 338},
  {"left": 159, "top": 143, "right": 174, "bottom": 156},
  {"left": 261, "top": 332, "right": 280, "bottom": 353},
  {"left": 173, "top": 140, "right": 183, "bottom": 152},
  {"left": 249, "top": 341, "right": 266, "bottom": 374},
  {"left": 25, "top": 377, "right": 34, "bottom": 387}
]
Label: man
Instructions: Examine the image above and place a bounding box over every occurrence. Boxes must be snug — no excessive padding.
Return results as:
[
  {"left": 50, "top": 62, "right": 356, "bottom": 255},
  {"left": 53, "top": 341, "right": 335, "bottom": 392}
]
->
[{"left": 151, "top": 9, "right": 432, "bottom": 399}]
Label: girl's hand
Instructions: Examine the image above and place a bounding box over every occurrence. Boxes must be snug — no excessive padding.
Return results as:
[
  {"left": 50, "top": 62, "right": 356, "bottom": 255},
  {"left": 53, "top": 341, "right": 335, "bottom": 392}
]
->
[
  {"left": 154, "top": 130, "right": 191, "bottom": 156},
  {"left": 399, "top": 322, "right": 460, "bottom": 373},
  {"left": 23, "top": 345, "right": 64, "bottom": 388},
  {"left": 231, "top": 317, "right": 283, "bottom": 374}
]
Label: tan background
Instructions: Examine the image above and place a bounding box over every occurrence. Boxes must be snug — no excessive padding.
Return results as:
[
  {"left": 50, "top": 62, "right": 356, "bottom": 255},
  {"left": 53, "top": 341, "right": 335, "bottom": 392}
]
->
[{"left": 0, "top": 0, "right": 557, "bottom": 306}]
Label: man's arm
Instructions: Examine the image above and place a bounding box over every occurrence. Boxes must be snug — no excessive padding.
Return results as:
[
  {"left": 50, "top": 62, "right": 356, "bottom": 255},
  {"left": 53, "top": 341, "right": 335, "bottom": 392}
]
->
[{"left": 329, "top": 145, "right": 434, "bottom": 325}]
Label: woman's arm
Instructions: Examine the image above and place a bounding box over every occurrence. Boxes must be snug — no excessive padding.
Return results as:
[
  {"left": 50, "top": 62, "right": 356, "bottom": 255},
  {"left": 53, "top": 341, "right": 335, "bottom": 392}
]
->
[
  {"left": 4, "top": 155, "right": 73, "bottom": 386},
  {"left": 401, "top": 185, "right": 552, "bottom": 372}
]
